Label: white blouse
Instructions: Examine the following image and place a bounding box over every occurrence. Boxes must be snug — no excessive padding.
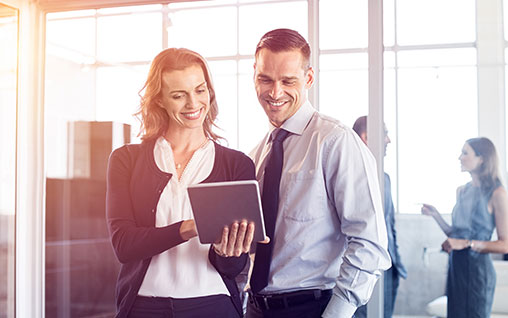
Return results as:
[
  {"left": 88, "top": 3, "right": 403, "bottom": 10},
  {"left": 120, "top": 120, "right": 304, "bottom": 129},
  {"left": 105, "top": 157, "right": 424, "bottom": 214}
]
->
[{"left": 137, "top": 136, "right": 230, "bottom": 298}]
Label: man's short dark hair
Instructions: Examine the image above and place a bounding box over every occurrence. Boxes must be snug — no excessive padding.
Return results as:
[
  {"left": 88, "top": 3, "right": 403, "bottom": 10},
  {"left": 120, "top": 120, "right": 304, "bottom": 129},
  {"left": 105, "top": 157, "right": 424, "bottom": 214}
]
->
[
  {"left": 255, "top": 28, "right": 311, "bottom": 70},
  {"left": 353, "top": 116, "right": 367, "bottom": 136}
]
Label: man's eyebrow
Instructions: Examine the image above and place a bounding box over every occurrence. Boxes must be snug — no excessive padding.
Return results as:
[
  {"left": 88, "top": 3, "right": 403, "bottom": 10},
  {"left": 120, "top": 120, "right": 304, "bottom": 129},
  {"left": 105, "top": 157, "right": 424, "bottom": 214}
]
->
[
  {"left": 195, "top": 81, "right": 207, "bottom": 88},
  {"left": 256, "top": 74, "right": 298, "bottom": 81}
]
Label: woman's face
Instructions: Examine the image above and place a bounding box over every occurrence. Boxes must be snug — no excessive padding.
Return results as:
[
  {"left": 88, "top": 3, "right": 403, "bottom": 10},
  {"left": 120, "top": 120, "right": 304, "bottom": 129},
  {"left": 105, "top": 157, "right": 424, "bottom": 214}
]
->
[
  {"left": 459, "top": 143, "right": 483, "bottom": 172},
  {"left": 159, "top": 64, "right": 210, "bottom": 132}
]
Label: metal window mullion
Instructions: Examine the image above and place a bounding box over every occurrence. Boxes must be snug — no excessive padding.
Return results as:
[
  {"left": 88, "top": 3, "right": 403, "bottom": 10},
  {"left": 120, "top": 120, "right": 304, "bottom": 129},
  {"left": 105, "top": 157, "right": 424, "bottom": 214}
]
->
[
  {"left": 162, "top": 4, "right": 169, "bottom": 49},
  {"left": 308, "top": 0, "right": 319, "bottom": 109}
]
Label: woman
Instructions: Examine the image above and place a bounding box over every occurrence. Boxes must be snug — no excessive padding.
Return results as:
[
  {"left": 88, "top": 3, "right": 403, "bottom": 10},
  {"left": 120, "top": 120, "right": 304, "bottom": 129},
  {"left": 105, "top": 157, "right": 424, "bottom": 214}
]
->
[
  {"left": 422, "top": 137, "right": 508, "bottom": 318},
  {"left": 106, "top": 48, "right": 256, "bottom": 318}
]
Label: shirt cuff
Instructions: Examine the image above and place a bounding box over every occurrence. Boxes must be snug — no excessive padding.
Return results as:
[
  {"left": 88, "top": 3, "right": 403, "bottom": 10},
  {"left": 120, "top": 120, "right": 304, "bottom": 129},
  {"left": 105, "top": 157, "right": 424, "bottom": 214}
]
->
[{"left": 321, "top": 294, "right": 357, "bottom": 318}]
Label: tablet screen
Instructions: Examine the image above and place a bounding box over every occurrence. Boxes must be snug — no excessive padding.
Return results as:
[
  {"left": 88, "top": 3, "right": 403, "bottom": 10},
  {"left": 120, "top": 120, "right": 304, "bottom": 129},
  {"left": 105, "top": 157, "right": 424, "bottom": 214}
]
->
[{"left": 187, "top": 180, "right": 266, "bottom": 244}]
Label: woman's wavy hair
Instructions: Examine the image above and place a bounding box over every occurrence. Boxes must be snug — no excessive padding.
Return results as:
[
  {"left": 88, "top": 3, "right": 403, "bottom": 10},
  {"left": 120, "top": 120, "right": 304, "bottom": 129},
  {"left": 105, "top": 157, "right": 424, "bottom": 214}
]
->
[
  {"left": 466, "top": 137, "right": 502, "bottom": 194},
  {"left": 136, "top": 48, "right": 221, "bottom": 142}
]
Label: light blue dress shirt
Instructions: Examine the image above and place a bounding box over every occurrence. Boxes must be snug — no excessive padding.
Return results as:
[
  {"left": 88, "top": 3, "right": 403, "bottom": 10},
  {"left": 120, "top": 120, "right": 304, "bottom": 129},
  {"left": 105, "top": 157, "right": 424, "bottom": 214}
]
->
[{"left": 249, "top": 101, "right": 391, "bottom": 318}]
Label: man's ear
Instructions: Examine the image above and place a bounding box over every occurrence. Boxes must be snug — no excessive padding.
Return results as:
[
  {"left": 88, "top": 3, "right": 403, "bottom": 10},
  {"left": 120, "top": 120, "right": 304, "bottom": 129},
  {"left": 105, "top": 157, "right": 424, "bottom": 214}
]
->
[
  {"left": 305, "top": 67, "right": 315, "bottom": 89},
  {"left": 360, "top": 132, "right": 368, "bottom": 145}
]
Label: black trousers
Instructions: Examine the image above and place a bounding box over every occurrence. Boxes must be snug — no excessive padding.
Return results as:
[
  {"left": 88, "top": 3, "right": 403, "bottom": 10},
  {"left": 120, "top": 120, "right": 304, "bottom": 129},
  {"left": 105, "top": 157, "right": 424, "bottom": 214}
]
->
[
  {"left": 128, "top": 294, "right": 238, "bottom": 318},
  {"left": 246, "top": 291, "right": 332, "bottom": 318}
]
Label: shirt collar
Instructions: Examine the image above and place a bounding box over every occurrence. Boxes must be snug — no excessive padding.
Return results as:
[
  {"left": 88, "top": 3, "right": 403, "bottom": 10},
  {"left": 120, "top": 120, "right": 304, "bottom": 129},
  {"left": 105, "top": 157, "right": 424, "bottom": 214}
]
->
[{"left": 268, "top": 100, "right": 316, "bottom": 140}]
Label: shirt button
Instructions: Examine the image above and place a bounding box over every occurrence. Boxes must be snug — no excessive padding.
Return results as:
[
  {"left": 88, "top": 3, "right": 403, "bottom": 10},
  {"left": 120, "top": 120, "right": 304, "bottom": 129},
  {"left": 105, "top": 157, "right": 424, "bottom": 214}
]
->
[{"left": 151, "top": 208, "right": 155, "bottom": 213}]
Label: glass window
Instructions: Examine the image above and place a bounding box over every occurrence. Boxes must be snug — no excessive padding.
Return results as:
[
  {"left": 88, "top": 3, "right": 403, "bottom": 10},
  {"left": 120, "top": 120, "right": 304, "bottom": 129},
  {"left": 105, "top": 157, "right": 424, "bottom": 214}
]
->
[
  {"left": 383, "top": 0, "right": 395, "bottom": 47},
  {"left": 47, "top": 9, "right": 96, "bottom": 19},
  {"left": 167, "top": 6, "right": 237, "bottom": 58},
  {"left": 41, "top": 2, "right": 491, "bottom": 318},
  {"left": 238, "top": 59, "right": 268, "bottom": 154},
  {"left": 397, "top": 48, "right": 477, "bottom": 67},
  {"left": 397, "top": 48, "right": 477, "bottom": 214},
  {"left": 319, "top": 53, "right": 368, "bottom": 126},
  {"left": 319, "top": 0, "right": 368, "bottom": 50},
  {"left": 45, "top": 54, "right": 97, "bottom": 178},
  {"left": 505, "top": 48, "right": 508, "bottom": 170},
  {"left": 97, "top": 12, "right": 162, "bottom": 62},
  {"left": 505, "top": 2, "right": 508, "bottom": 170},
  {"left": 505, "top": 0, "right": 508, "bottom": 41},
  {"left": 384, "top": 51, "right": 398, "bottom": 209},
  {"left": 238, "top": 1, "right": 307, "bottom": 55},
  {"left": 208, "top": 60, "right": 238, "bottom": 147},
  {"left": 45, "top": 8, "right": 153, "bottom": 317},
  {"left": 97, "top": 4, "right": 162, "bottom": 14},
  {"left": 397, "top": 0, "right": 476, "bottom": 45},
  {"left": 46, "top": 17, "right": 96, "bottom": 59},
  {"left": 95, "top": 65, "right": 149, "bottom": 127},
  {"left": 0, "top": 5, "right": 17, "bottom": 316}
]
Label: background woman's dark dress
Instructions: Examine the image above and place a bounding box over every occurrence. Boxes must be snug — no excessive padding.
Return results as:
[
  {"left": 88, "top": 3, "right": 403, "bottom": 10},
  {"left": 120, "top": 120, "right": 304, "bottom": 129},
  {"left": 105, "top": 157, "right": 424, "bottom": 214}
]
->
[{"left": 447, "top": 181, "right": 501, "bottom": 318}]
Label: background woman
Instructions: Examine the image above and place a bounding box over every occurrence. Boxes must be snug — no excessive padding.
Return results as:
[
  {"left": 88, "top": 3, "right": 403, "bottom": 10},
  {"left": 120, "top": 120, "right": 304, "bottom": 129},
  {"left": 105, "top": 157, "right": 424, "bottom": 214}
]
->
[
  {"left": 106, "top": 48, "right": 256, "bottom": 318},
  {"left": 421, "top": 137, "right": 508, "bottom": 318}
]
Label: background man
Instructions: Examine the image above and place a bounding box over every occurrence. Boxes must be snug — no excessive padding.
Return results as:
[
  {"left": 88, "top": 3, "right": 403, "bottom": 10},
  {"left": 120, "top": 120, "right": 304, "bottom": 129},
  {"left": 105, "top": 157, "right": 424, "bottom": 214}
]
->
[
  {"left": 247, "top": 28, "right": 391, "bottom": 318},
  {"left": 352, "top": 115, "right": 408, "bottom": 318}
]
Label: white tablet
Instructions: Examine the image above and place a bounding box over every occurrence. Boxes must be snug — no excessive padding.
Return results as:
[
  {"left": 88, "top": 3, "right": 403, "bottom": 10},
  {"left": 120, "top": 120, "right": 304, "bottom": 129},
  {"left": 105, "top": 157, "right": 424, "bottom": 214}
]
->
[{"left": 187, "top": 180, "right": 266, "bottom": 244}]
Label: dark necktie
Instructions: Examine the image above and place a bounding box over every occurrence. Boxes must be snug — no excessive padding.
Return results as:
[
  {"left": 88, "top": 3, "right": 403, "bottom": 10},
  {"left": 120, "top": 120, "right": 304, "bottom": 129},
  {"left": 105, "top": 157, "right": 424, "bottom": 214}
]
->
[{"left": 250, "top": 128, "right": 290, "bottom": 294}]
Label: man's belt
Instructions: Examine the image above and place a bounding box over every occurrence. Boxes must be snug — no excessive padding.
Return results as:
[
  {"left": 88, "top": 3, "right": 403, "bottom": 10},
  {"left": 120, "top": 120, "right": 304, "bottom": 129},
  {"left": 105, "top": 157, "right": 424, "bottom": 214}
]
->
[{"left": 250, "top": 289, "right": 332, "bottom": 310}]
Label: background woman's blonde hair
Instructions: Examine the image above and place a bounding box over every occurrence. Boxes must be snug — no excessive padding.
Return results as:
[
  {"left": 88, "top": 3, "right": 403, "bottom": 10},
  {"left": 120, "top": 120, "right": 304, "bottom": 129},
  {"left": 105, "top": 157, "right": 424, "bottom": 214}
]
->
[{"left": 136, "top": 48, "right": 221, "bottom": 141}]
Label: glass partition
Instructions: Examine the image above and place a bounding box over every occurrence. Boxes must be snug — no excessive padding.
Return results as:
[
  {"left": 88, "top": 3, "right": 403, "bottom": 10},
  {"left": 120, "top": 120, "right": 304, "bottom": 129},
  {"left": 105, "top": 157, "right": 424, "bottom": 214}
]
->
[
  {"left": 45, "top": 9, "right": 136, "bottom": 317},
  {"left": 0, "top": 2, "right": 18, "bottom": 317},
  {"left": 41, "top": 1, "right": 501, "bottom": 318}
]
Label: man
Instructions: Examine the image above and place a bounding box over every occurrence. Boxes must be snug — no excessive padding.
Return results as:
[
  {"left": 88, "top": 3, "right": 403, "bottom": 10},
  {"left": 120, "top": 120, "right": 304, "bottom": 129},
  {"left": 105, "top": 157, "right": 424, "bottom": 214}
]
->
[
  {"left": 247, "top": 28, "right": 391, "bottom": 318},
  {"left": 352, "top": 116, "right": 408, "bottom": 318}
]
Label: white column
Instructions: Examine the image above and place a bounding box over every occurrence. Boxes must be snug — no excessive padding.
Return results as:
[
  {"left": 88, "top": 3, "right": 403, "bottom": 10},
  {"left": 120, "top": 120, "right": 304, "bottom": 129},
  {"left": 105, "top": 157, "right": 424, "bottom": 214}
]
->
[
  {"left": 367, "top": 0, "right": 384, "bottom": 316},
  {"left": 15, "top": 1, "right": 46, "bottom": 317},
  {"left": 477, "top": 0, "right": 506, "bottom": 178}
]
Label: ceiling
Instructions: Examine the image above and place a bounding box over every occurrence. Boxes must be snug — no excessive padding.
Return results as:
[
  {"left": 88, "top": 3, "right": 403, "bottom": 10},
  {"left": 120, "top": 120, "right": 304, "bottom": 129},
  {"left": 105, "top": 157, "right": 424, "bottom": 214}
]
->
[
  {"left": 0, "top": 2, "right": 17, "bottom": 18},
  {"left": 36, "top": 0, "right": 196, "bottom": 12}
]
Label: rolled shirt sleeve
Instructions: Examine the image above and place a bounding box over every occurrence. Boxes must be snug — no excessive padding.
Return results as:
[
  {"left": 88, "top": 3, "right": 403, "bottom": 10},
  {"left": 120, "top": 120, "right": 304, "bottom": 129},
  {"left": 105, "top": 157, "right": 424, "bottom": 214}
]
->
[{"left": 322, "top": 128, "right": 391, "bottom": 317}]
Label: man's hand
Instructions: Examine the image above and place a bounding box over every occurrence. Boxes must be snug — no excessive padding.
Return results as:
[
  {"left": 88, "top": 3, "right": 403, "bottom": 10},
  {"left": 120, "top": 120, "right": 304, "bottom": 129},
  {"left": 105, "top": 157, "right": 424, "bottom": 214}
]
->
[{"left": 213, "top": 220, "right": 255, "bottom": 257}]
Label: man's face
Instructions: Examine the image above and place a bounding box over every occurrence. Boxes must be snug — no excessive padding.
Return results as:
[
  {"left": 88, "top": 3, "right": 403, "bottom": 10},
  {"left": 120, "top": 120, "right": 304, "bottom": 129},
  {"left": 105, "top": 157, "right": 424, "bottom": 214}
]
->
[
  {"left": 359, "top": 124, "right": 391, "bottom": 157},
  {"left": 383, "top": 126, "right": 391, "bottom": 157},
  {"left": 254, "top": 48, "right": 314, "bottom": 127}
]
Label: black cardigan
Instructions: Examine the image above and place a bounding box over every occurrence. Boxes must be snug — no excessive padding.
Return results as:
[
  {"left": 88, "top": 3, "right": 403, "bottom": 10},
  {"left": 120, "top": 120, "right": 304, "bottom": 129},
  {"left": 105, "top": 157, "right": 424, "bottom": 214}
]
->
[{"left": 106, "top": 138, "right": 256, "bottom": 317}]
